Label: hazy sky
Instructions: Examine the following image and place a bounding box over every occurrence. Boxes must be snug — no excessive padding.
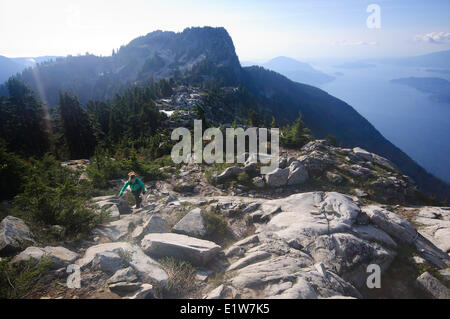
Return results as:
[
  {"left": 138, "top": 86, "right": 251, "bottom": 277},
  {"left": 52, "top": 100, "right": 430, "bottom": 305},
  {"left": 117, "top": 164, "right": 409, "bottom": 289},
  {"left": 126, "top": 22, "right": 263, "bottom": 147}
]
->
[{"left": 1, "top": 0, "right": 450, "bottom": 60}]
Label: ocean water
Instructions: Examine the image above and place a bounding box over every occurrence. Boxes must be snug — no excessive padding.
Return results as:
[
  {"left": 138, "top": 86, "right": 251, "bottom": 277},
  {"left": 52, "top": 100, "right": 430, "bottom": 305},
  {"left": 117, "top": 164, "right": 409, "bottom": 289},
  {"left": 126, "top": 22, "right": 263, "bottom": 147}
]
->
[{"left": 313, "top": 62, "right": 450, "bottom": 183}]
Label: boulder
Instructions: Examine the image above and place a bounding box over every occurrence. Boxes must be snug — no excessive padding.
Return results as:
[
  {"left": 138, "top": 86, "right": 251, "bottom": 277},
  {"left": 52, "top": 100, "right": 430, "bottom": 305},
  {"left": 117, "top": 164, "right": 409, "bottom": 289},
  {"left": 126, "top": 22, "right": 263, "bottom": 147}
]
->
[
  {"left": 141, "top": 233, "right": 221, "bottom": 266},
  {"left": 172, "top": 208, "right": 206, "bottom": 238},
  {"left": 252, "top": 176, "right": 265, "bottom": 188},
  {"left": 416, "top": 271, "right": 450, "bottom": 299},
  {"left": 91, "top": 196, "right": 131, "bottom": 218},
  {"left": 287, "top": 161, "right": 309, "bottom": 185},
  {"left": 132, "top": 216, "right": 168, "bottom": 241},
  {"left": 92, "top": 252, "right": 124, "bottom": 274},
  {"left": 127, "top": 284, "right": 154, "bottom": 299},
  {"left": 362, "top": 206, "right": 417, "bottom": 244},
  {"left": 76, "top": 242, "right": 168, "bottom": 285},
  {"left": 215, "top": 166, "right": 243, "bottom": 182},
  {"left": 0, "top": 216, "right": 34, "bottom": 256},
  {"left": 143, "top": 215, "right": 169, "bottom": 234},
  {"left": 265, "top": 168, "right": 289, "bottom": 187},
  {"left": 12, "top": 246, "right": 78, "bottom": 269},
  {"left": 352, "top": 147, "right": 373, "bottom": 162},
  {"left": 414, "top": 207, "right": 450, "bottom": 254},
  {"left": 93, "top": 214, "right": 142, "bottom": 242},
  {"left": 109, "top": 282, "right": 142, "bottom": 296},
  {"left": 204, "top": 284, "right": 225, "bottom": 299},
  {"left": 107, "top": 267, "right": 138, "bottom": 284}
]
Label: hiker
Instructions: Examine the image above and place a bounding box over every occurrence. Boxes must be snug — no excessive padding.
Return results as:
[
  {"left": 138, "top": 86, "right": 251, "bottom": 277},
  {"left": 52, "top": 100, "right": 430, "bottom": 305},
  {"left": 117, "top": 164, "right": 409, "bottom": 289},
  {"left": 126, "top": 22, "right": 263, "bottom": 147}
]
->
[{"left": 118, "top": 172, "right": 146, "bottom": 209}]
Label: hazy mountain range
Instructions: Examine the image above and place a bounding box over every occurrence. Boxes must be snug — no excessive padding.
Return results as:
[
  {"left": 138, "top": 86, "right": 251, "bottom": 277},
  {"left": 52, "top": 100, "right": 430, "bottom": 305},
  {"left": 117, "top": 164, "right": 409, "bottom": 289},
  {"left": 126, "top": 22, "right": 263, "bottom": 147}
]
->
[
  {"left": 0, "top": 27, "right": 448, "bottom": 201},
  {"left": 0, "top": 55, "right": 59, "bottom": 83},
  {"left": 242, "top": 56, "right": 335, "bottom": 86},
  {"left": 392, "top": 77, "right": 450, "bottom": 104}
]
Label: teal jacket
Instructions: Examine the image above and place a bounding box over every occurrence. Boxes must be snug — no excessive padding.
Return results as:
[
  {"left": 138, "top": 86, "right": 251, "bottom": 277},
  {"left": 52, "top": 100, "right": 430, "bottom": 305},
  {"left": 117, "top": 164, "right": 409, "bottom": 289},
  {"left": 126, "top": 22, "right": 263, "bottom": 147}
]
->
[{"left": 119, "top": 177, "right": 146, "bottom": 195}]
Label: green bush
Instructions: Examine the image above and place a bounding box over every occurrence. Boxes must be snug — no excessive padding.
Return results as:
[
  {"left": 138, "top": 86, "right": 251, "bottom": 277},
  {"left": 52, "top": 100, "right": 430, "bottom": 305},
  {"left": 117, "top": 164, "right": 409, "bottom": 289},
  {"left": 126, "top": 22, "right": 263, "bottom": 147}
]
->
[
  {"left": 0, "top": 257, "right": 51, "bottom": 299},
  {"left": 13, "top": 154, "right": 104, "bottom": 239},
  {"left": 237, "top": 171, "right": 251, "bottom": 185},
  {"left": 0, "top": 140, "right": 31, "bottom": 200},
  {"left": 203, "top": 210, "right": 229, "bottom": 242},
  {"left": 280, "top": 115, "right": 311, "bottom": 149},
  {"left": 87, "top": 149, "right": 170, "bottom": 190}
]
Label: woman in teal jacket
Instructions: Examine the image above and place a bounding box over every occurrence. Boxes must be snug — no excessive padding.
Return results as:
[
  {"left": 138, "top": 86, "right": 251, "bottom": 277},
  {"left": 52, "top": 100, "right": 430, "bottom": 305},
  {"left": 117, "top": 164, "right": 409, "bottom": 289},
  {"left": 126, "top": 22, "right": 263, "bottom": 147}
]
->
[{"left": 119, "top": 172, "right": 146, "bottom": 209}]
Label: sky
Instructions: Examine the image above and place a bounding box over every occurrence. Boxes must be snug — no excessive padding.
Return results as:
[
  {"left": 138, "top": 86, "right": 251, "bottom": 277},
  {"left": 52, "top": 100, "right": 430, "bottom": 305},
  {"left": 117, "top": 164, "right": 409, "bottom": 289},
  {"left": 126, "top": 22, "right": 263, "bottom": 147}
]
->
[{"left": 1, "top": 0, "right": 450, "bottom": 61}]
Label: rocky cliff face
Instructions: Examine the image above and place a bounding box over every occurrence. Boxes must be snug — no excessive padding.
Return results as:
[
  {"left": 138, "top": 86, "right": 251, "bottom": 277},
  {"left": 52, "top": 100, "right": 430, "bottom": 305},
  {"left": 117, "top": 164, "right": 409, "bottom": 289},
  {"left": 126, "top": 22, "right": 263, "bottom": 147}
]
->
[{"left": 11, "top": 27, "right": 241, "bottom": 107}]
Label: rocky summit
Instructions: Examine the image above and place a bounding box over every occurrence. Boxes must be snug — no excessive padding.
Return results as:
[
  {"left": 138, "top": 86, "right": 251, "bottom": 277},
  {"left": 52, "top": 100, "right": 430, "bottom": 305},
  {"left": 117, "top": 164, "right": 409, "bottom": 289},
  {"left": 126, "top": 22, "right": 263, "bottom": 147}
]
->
[{"left": 2, "top": 137, "right": 448, "bottom": 300}]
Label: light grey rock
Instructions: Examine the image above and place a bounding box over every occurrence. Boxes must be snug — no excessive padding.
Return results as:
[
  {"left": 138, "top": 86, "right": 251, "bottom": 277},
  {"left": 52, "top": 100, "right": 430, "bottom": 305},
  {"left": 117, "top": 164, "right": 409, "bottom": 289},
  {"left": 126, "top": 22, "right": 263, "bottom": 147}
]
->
[
  {"left": 92, "top": 252, "right": 124, "bottom": 274},
  {"left": 141, "top": 233, "right": 221, "bottom": 266},
  {"left": 287, "top": 161, "right": 309, "bottom": 185},
  {"left": 264, "top": 281, "right": 293, "bottom": 297},
  {"left": 131, "top": 226, "right": 145, "bottom": 241},
  {"left": 259, "top": 205, "right": 282, "bottom": 222},
  {"left": 438, "top": 268, "right": 450, "bottom": 282},
  {"left": 414, "top": 234, "right": 450, "bottom": 269},
  {"left": 172, "top": 208, "right": 206, "bottom": 238},
  {"left": 314, "top": 262, "right": 328, "bottom": 279},
  {"left": 242, "top": 203, "right": 260, "bottom": 214},
  {"left": 127, "top": 284, "right": 154, "bottom": 299},
  {"left": 105, "top": 205, "right": 121, "bottom": 220},
  {"left": 224, "top": 245, "right": 246, "bottom": 258},
  {"left": 414, "top": 207, "right": 450, "bottom": 254},
  {"left": 143, "top": 215, "right": 168, "bottom": 234},
  {"left": 411, "top": 256, "right": 428, "bottom": 265},
  {"left": 352, "top": 147, "right": 373, "bottom": 161},
  {"left": 227, "top": 251, "right": 271, "bottom": 271},
  {"left": 0, "top": 216, "right": 34, "bottom": 256},
  {"left": 195, "top": 270, "right": 212, "bottom": 282},
  {"left": 91, "top": 197, "right": 130, "bottom": 219},
  {"left": 107, "top": 267, "right": 138, "bottom": 284},
  {"left": 352, "top": 225, "right": 398, "bottom": 248},
  {"left": 416, "top": 271, "right": 450, "bottom": 299},
  {"left": 249, "top": 210, "right": 264, "bottom": 222},
  {"left": 12, "top": 246, "right": 78, "bottom": 269},
  {"left": 77, "top": 242, "right": 168, "bottom": 285},
  {"left": 109, "top": 282, "right": 141, "bottom": 296},
  {"left": 265, "top": 167, "right": 289, "bottom": 187},
  {"left": 269, "top": 277, "right": 318, "bottom": 299},
  {"left": 252, "top": 176, "right": 265, "bottom": 188},
  {"left": 91, "top": 195, "right": 116, "bottom": 202},
  {"left": 204, "top": 284, "right": 225, "bottom": 299},
  {"left": 232, "top": 235, "right": 259, "bottom": 247},
  {"left": 223, "top": 192, "right": 400, "bottom": 298},
  {"left": 353, "top": 189, "right": 368, "bottom": 197},
  {"left": 93, "top": 215, "right": 142, "bottom": 241},
  {"left": 216, "top": 166, "right": 244, "bottom": 182},
  {"left": 362, "top": 205, "right": 417, "bottom": 244}
]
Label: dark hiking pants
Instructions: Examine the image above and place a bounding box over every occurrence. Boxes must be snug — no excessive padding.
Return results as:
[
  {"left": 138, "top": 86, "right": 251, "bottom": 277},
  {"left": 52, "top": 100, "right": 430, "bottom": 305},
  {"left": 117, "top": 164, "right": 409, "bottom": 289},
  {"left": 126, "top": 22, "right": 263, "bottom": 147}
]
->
[{"left": 132, "top": 190, "right": 142, "bottom": 208}]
